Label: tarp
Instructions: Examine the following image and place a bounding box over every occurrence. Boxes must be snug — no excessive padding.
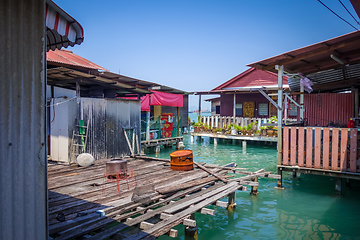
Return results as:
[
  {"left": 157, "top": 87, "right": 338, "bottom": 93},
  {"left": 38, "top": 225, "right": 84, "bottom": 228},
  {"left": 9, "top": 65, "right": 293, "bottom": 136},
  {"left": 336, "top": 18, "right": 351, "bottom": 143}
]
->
[
  {"left": 150, "top": 91, "right": 183, "bottom": 107},
  {"left": 141, "top": 94, "right": 150, "bottom": 112},
  {"left": 120, "top": 91, "right": 183, "bottom": 112}
]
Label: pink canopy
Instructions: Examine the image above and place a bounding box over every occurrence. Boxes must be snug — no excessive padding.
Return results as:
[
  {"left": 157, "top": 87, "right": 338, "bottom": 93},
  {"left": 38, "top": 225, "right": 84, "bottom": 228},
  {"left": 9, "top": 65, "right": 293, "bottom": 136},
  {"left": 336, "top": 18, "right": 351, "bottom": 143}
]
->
[
  {"left": 120, "top": 91, "right": 183, "bottom": 112},
  {"left": 150, "top": 91, "right": 183, "bottom": 107}
]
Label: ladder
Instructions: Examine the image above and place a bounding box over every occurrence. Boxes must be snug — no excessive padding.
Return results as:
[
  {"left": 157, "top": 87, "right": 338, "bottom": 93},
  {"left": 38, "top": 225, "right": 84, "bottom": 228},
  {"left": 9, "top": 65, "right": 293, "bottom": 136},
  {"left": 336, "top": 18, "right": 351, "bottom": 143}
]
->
[{"left": 70, "top": 119, "right": 90, "bottom": 162}]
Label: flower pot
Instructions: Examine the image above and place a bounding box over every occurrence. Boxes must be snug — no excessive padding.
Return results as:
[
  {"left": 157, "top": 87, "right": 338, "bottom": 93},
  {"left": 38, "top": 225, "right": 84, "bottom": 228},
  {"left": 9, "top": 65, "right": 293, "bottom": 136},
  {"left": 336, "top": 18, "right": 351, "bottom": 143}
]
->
[
  {"left": 267, "top": 129, "right": 274, "bottom": 137},
  {"left": 261, "top": 129, "right": 267, "bottom": 136},
  {"left": 194, "top": 127, "right": 200, "bottom": 133}
]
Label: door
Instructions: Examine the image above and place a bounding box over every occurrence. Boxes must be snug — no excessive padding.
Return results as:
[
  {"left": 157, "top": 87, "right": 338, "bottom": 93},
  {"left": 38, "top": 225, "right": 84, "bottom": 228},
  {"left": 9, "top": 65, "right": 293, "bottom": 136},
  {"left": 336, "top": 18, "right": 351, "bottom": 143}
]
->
[{"left": 243, "top": 101, "right": 255, "bottom": 117}]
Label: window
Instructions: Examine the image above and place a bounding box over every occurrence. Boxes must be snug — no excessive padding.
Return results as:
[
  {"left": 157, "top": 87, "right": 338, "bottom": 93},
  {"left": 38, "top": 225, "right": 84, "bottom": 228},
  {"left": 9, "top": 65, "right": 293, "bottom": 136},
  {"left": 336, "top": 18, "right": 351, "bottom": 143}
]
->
[
  {"left": 216, "top": 105, "right": 220, "bottom": 114},
  {"left": 258, "top": 103, "right": 268, "bottom": 116},
  {"left": 288, "top": 103, "right": 298, "bottom": 116},
  {"left": 235, "top": 103, "right": 242, "bottom": 116}
]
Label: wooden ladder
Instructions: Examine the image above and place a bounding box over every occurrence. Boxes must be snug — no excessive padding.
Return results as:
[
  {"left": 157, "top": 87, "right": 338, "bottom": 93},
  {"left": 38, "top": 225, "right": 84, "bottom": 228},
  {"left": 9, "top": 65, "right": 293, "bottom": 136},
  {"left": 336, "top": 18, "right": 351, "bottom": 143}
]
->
[{"left": 70, "top": 119, "right": 90, "bottom": 162}]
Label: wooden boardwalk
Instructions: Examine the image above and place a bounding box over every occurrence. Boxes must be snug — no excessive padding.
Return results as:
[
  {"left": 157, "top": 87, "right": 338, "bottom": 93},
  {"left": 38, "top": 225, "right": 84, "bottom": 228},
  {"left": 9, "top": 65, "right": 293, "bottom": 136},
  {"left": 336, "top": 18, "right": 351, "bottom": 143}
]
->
[
  {"left": 48, "top": 156, "right": 279, "bottom": 240},
  {"left": 191, "top": 132, "right": 278, "bottom": 142},
  {"left": 141, "top": 136, "right": 183, "bottom": 148}
]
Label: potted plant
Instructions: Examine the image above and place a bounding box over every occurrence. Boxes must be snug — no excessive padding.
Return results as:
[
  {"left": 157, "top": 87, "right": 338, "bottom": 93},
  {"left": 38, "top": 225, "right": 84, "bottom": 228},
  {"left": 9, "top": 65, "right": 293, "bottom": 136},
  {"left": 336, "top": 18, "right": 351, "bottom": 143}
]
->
[
  {"left": 212, "top": 127, "right": 217, "bottom": 133},
  {"left": 241, "top": 126, "right": 247, "bottom": 135},
  {"left": 273, "top": 126, "right": 278, "bottom": 137},
  {"left": 259, "top": 126, "right": 267, "bottom": 136},
  {"left": 246, "top": 123, "right": 253, "bottom": 135},
  {"left": 267, "top": 125, "right": 274, "bottom": 137},
  {"left": 255, "top": 129, "right": 261, "bottom": 136}
]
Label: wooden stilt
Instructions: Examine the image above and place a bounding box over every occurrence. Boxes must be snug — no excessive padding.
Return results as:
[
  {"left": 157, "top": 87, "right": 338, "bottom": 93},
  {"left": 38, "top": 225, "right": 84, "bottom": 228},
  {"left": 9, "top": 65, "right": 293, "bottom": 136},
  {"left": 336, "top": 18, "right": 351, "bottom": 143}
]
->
[
  {"left": 250, "top": 177, "right": 259, "bottom": 195},
  {"left": 227, "top": 192, "right": 236, "bottom": 210},
  {"left": 184, "top": 213, "right": 198, "bottom": 238},
  {"left": 275, "top": 168, "right": 284, "bottom": 189}
]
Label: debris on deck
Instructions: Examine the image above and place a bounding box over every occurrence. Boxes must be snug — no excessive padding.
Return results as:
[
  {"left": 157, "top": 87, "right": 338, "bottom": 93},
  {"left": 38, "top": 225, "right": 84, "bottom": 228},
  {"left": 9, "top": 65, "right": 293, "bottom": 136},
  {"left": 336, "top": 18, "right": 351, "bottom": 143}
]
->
[{"left": 48, "top": 155, "right": 279, "bottom": 240}]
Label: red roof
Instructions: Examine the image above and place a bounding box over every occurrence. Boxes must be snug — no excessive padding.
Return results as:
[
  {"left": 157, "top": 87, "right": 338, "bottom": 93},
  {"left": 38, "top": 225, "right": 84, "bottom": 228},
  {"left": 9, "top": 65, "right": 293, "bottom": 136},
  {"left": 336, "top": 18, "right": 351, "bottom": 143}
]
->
[
  {"left": 212, "top": 67, "right": 288, "bottom": 90},
  {"left": 47, "top": 49, "right": 108, "bottom": 71}
]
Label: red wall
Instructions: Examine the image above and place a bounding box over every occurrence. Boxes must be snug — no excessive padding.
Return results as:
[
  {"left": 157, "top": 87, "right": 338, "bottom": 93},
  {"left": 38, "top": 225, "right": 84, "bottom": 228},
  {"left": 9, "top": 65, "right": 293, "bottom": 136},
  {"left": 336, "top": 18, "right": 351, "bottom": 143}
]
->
[{"left": 304, "top": 93, "right": 353, "bottom": 126}]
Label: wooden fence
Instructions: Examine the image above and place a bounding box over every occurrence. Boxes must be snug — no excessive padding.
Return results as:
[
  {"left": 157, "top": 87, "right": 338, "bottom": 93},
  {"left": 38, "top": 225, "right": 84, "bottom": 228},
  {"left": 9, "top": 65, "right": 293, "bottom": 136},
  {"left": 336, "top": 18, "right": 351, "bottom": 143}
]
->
[
  {"left": 282, "top": 126, "right": 359, "bottom": 173},
  {"left": 201, "top": 116, "right": 297, "bottom": 130}
]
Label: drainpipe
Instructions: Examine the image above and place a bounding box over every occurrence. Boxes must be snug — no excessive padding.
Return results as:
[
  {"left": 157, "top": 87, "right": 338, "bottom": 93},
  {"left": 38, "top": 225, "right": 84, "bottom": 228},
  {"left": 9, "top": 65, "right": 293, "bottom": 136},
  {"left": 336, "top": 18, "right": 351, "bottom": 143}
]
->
[{"left": 277, "top": 65, "right": 283, "bottom": 166}]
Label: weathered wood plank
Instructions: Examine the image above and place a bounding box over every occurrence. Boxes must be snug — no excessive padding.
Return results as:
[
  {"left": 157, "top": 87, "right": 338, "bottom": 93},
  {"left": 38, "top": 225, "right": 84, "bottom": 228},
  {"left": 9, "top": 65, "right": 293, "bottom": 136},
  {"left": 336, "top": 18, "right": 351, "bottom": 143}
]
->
[
  {"left": 283, "top": 127, "right": 289, "bottom": 165},
  {"left": 298, "top": 127, "right": 305, "bottom": 167},
  {"left": 340, "top": 128, "right": 348, "bottom": 171},
  {"left": 290, "top": 127, "right": 297, "bottom": 165},
  {"left": 350, "top": 128, "right": 357, "bottom": 173},
  {"left": 314, "top": 128, "right": 321, "bottom": 169},
  {"left": 323, "top": 128, "right": 330, "bottom": 170},
  {"left": 332, "top": 128, "right": 339, "bottom": 171},
  {"left": 306, "top": 128, "right": 313, "bottom": 168},
  {"left": 193, "top": 161, "right": 228, "bottom": 183}
]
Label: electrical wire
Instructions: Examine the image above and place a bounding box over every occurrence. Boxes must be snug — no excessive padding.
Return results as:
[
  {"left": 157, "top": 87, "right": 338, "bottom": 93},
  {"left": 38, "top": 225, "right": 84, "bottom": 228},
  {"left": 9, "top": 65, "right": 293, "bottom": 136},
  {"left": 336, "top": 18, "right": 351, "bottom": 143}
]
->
[
  {"left": 317, "top": 0, "right": 358, "bottom": 30},
  {"left": 338, "top": 0, "right": 360, "bottom": 25}
]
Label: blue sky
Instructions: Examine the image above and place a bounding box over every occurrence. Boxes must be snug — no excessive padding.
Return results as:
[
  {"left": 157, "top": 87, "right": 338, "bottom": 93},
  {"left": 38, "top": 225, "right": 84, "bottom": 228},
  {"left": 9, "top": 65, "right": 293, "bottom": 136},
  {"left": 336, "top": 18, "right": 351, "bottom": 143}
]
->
[{"left": 56, "top": 0, "right": 359, "bottom": 110}]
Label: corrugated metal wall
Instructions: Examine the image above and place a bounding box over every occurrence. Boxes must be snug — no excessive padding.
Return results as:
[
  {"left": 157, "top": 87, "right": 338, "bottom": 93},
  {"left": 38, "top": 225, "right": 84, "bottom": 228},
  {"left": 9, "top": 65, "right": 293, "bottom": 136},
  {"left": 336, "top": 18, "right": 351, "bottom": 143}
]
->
[
  {"left": 81, "top": 98, "right": 141, "bottom": 160},
  {"left": 0, "top": 0, "right": 47, "bottom": 239},
  {"left": 304, "top": 93, "right": 353, "bottom": 126}
]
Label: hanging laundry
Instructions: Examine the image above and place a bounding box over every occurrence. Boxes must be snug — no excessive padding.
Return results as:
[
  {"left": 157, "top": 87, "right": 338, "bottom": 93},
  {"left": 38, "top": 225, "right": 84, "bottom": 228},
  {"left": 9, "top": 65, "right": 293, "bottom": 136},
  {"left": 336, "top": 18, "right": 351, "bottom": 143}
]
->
[{"left": 298, "top": 72, "right": 313, "bottom": 93}]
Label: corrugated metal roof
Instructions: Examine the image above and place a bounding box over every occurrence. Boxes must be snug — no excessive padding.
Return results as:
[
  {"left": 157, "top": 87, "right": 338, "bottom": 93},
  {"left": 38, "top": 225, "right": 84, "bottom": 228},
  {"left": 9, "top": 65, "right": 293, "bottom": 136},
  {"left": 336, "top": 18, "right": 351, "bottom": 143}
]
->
[
  {"left": 247, "top": 30, "right": 360, "bottom": 75},
  {"left": 46, "top": 0, "right": 84, "bottom": 51},
  {"left": 1, "top": 0, "right": 47, "bottom": 239},
  {"left": 47, "top": 49, "right": 108, "bottom": 71},
  {"left": 212, "top": 68, "right": 288, "bottom": 90},
  {"left": 288, "top": 63, "right": 360, "bottom": 92}
]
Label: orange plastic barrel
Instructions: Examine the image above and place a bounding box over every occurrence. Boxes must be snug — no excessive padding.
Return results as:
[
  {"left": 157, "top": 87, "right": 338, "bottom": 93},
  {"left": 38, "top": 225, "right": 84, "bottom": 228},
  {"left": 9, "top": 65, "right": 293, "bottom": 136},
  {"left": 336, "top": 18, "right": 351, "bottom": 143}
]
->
[{"left": 170, "top": 150, "right": 194, "bottom": 171}]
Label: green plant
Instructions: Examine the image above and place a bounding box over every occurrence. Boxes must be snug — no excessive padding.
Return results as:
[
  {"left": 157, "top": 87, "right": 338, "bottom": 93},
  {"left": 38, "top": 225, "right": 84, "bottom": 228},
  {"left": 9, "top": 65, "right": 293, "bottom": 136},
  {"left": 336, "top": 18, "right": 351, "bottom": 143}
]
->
[
  {"left": 259, "top": 126, "right": 267, "bottom": 130},
  {"left": 256, "top": 130, "right": 261, "bottom": 134},
  {"left": 246, "top": 124, "right": 252, "bottom": 131},
  {"left": 227, "top": 123, "right": 234, "bottom": 130},
  {"left": 216, "top": 128, "right": 222, "bottom": 132},
  {"left": 270, "top": 116, "right": 277, "bottom": 123}
]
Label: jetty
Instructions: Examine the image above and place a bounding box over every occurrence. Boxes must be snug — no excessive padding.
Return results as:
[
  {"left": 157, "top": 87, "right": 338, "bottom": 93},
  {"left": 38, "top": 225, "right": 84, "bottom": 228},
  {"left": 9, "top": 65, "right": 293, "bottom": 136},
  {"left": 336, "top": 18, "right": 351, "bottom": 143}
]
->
[{"left": 48, "top": 156, "right": 279, "bottom": 239}]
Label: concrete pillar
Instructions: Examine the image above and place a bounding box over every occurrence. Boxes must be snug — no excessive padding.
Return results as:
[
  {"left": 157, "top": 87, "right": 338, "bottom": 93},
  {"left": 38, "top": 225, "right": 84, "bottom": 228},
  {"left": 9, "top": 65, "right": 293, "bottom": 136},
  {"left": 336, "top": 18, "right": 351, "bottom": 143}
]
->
[
  {"left": 211, "top": 116, "right": 214, "bottom": 128},
  {"left": 190, "top": 135, "right": 194, "bottom": 143},
  {"left": 276, "top": 168, "right": 284, "bottom": 189},
  {"left": 214, "top": 138, "right": 218, "bottom": 146},
  {"left": 177, "top": 141, "right": 185, "bottom": 150},
  {"left": 215, "top": 116, "right": 218, "bottom": 128},
  {"left": 242, "top": 140, "right": 247, "bottom": 150}
]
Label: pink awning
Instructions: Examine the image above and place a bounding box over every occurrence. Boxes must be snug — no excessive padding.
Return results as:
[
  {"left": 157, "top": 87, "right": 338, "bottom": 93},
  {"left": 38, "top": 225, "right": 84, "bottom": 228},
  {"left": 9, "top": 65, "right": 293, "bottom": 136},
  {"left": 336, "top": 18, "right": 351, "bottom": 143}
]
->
[
  {"left": 46, "top": 0, "right": 84, "bottom": 51},
  {"left": 141, "top": 95, "right": 150, "bottom": 112},
  {"left": 150, "top": 91, "right": 183, "bottom": 107}
]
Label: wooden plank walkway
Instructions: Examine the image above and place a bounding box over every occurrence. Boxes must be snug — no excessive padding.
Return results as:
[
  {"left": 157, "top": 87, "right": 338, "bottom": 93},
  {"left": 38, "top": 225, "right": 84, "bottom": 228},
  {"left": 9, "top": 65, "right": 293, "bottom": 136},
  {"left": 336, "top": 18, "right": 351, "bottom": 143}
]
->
[{"left": 48, "top": 156, "right": 278, "bottom": 240}]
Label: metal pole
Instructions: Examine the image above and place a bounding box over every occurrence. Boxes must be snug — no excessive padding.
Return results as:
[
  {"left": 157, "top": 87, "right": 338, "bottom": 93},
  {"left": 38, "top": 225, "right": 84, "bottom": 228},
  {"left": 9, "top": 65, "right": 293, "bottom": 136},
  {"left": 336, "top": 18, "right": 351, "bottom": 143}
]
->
[
  {"left": 233, "top": 93, "right": 236, "bottom": 120},
  {"left": 300, "top": 84, "right": 304, "bottom": 120},
  {"left": 146, "top": 111, "right": 150, "bottom": 141},
  {"left": 277, "top": 65, "right": 283, "bottom": 166},
  {"left": 198, "top": 95, "right": 201, "bottom": 121}
]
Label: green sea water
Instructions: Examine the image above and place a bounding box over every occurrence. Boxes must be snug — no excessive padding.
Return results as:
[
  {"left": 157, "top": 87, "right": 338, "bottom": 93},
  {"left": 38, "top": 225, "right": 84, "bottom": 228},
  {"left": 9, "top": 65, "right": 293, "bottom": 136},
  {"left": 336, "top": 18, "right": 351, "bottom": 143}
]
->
[{"left": 146, "top": 135, "right": 360, "bottom": 240}]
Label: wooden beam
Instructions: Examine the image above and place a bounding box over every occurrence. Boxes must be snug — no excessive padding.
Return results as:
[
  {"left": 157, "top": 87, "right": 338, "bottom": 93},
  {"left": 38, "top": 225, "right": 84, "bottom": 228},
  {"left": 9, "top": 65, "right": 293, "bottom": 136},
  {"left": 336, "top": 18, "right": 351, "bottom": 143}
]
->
[
  {"left": 193, "top": 161, "right": 228, "bottom": 183},
  {"left": 262, "top": 38, "right": 360, "bottom": 71}
]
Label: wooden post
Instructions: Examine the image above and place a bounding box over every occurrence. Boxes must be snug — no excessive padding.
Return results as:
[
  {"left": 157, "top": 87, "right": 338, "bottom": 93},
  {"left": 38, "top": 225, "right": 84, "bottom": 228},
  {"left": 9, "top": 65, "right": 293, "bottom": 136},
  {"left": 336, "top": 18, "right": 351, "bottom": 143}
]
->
[
  {"left": 227, "top": 192, "right": 236, "bottom": 209},
  {"left": 276, "top": 168, "right": 284, "bottom": 189},
  {"left": 300, "top": 84, "right": 304, "bottom": 120},
  {"left": 352, "top": 86, "right": 359, "bottom": 118},
  {"left": 184, "top": 213, "right": 198, "bottom": 238},
  {"left": 250, "top": 177, "right": 259, "bottom": 195}
]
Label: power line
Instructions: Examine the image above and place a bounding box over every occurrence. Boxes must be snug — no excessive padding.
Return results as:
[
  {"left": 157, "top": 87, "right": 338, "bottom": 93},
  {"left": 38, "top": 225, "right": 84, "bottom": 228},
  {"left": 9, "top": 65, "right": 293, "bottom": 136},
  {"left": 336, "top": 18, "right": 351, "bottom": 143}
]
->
[
  {"left": 317, "top": 0, "right": 358, "bottom": 30},
  {"left": 338, "top": 0, "right": 360, "bottom": 25}
]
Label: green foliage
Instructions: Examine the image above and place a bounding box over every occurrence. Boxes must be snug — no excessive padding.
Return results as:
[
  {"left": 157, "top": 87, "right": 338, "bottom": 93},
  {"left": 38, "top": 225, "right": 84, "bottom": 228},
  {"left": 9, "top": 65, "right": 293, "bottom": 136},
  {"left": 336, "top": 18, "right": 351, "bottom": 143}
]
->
[
  {"left": 259, "top": 126, "right": 267, "bottom": 130},
  {"left": 270, "top": 115, "right": 277, "bottom": 123},
  {"left": 216, "top": 128, "right": 222, "bottom": 132},
  {"left": 246, "top": 124, "right": 252, "bottom": 131}
]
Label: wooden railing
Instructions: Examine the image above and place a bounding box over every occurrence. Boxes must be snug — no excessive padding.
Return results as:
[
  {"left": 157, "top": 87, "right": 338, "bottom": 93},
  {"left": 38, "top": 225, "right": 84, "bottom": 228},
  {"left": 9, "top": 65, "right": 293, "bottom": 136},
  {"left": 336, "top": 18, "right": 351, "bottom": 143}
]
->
[
  {"left": 282, "top": 127, "right": 359, "bottom": 173},
  {"left": 201, "top": 116, "right": 297, "bottom": 130}
]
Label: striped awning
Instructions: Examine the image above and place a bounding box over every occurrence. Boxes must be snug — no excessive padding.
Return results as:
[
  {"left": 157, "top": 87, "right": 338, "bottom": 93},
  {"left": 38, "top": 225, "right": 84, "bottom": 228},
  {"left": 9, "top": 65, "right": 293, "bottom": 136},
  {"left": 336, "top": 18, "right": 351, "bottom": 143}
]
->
[{"left": 46, "top": 0, "right": 84, "bottom": 51}]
